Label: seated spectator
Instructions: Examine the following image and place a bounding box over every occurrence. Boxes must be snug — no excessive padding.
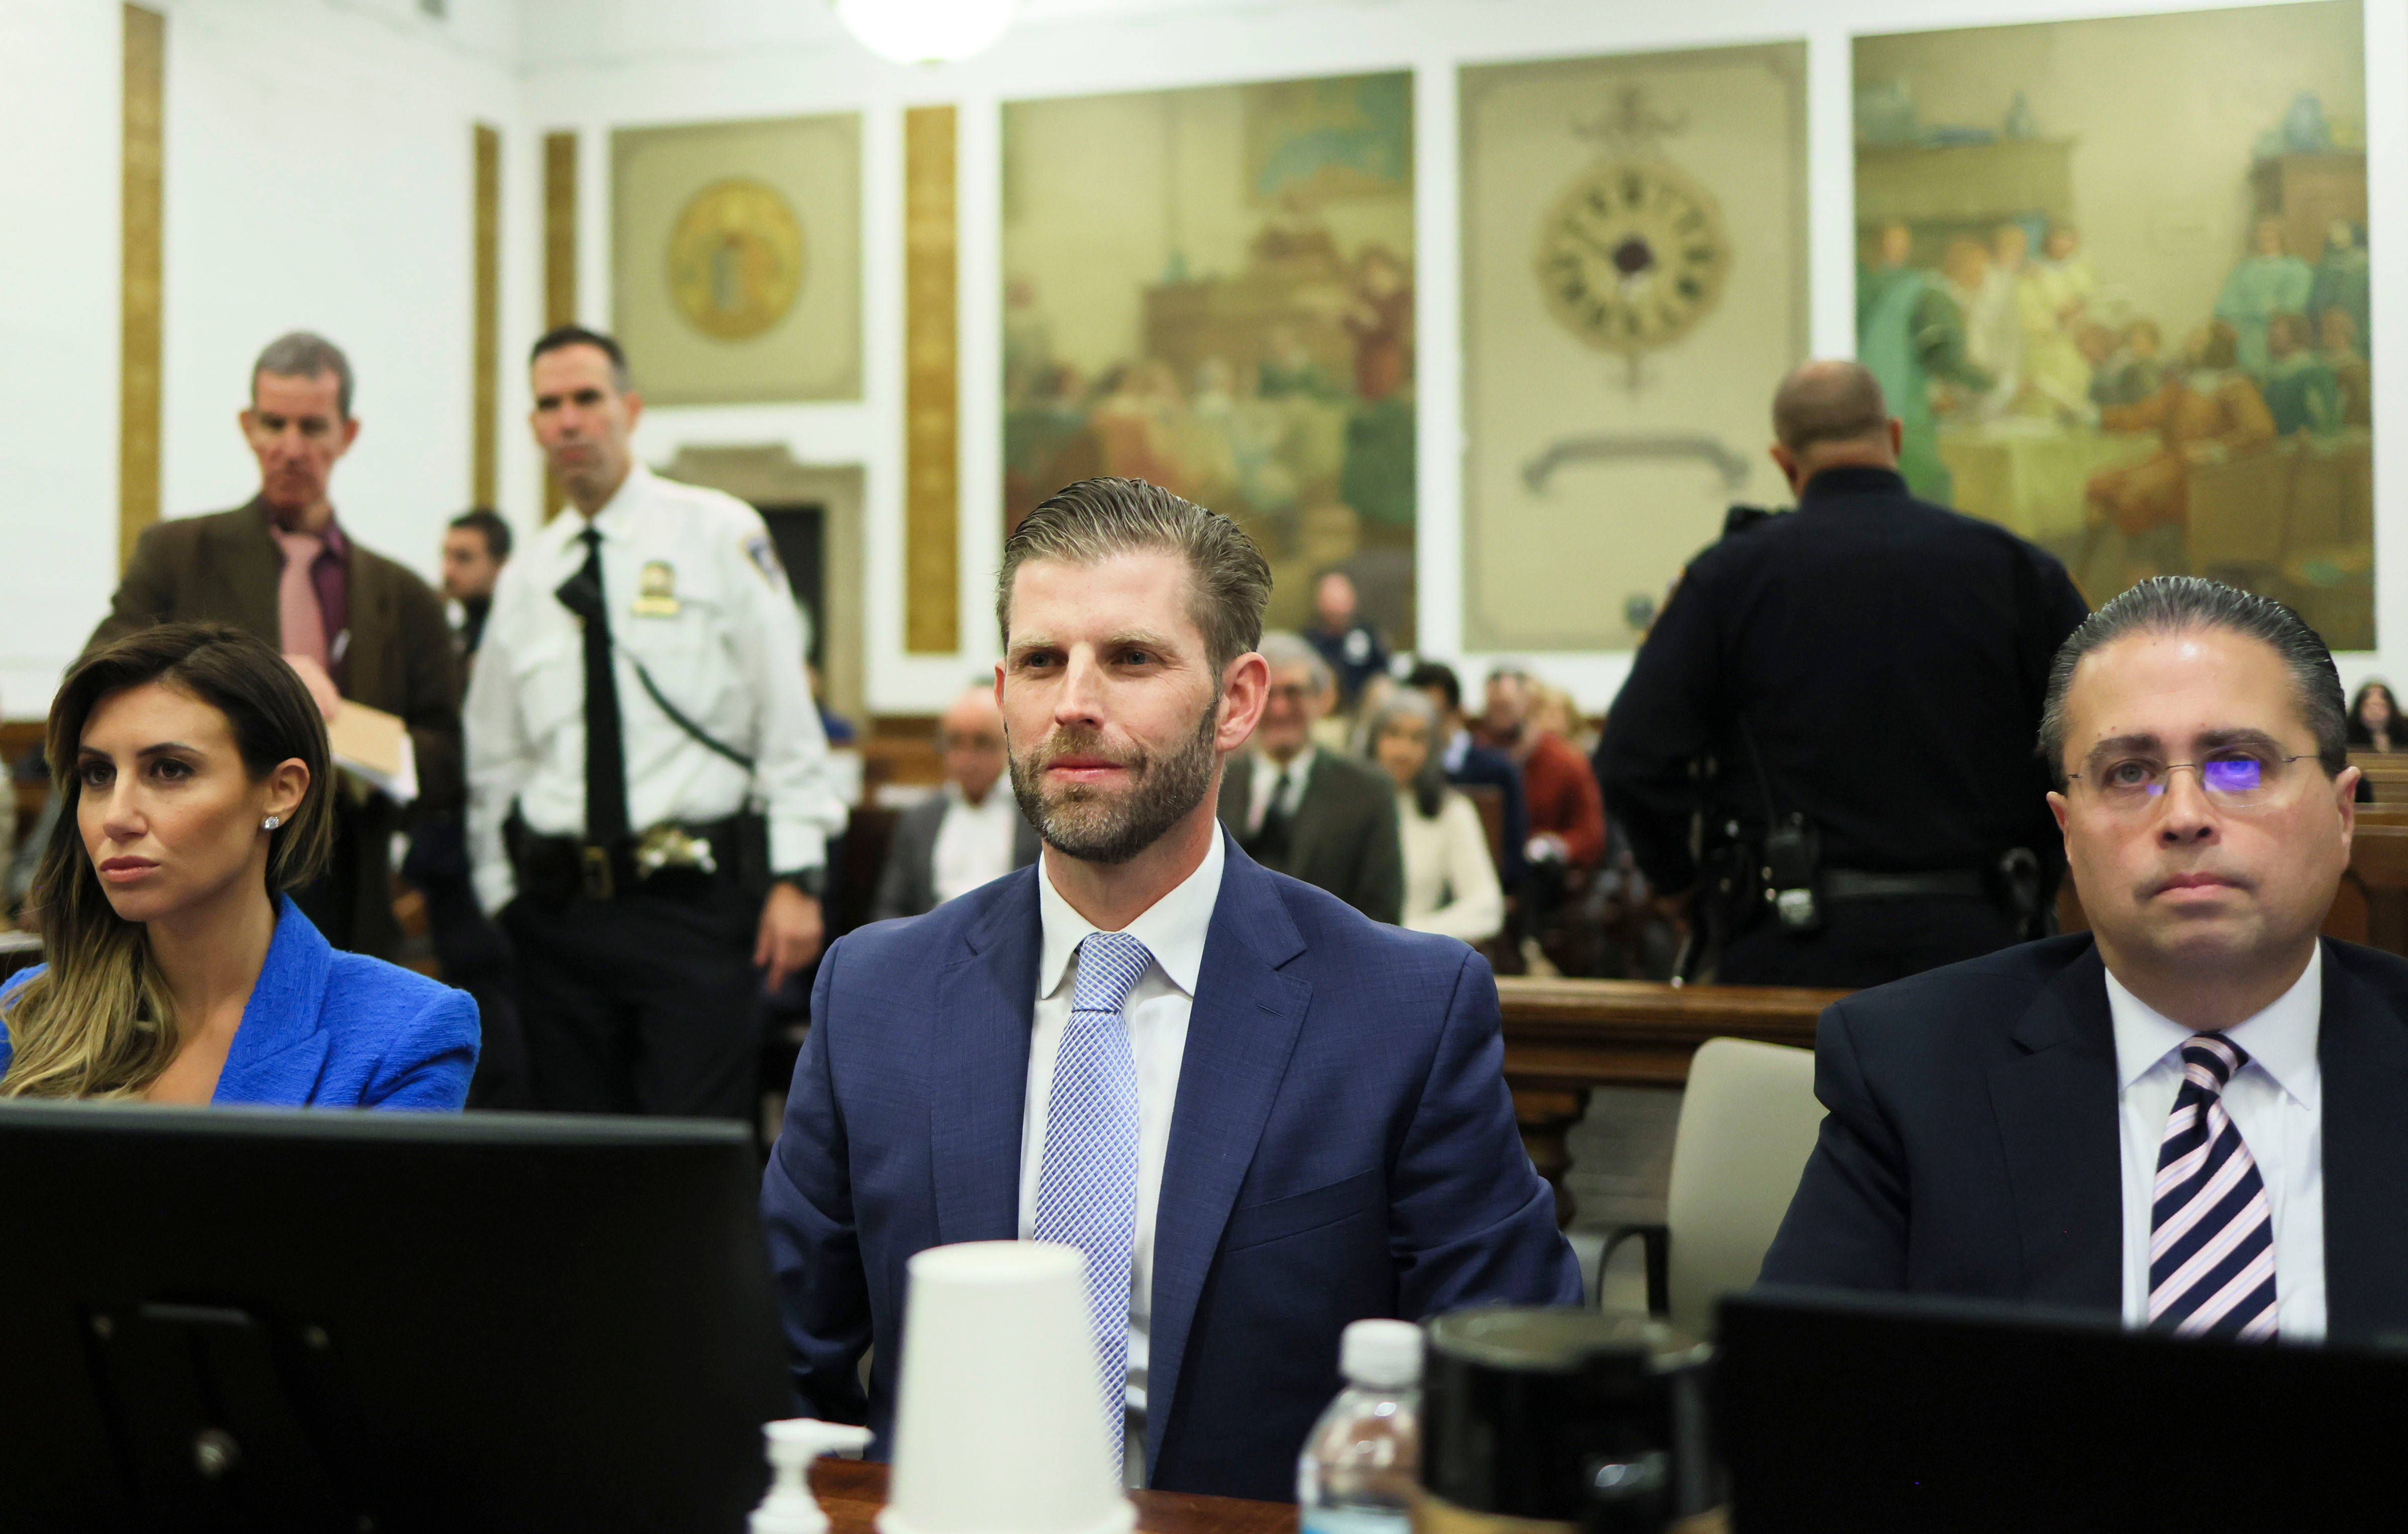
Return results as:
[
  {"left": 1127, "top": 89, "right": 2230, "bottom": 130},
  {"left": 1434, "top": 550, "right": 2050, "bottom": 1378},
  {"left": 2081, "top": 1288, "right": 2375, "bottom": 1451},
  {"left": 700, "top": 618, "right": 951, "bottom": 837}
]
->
[
  {"left": 1366, "top": 690, "right": 1503, "bottom": 945},
  {"left": 1476, "top": 666, "right": 1605, "bottom": 876},
  {"left": 1303, "top": 569, "right": 1389, "bottom": 710},
  {"left": 0, "top": 623, "right": 476, "bottom": 1106},
  {"left": 2348, "top": 680, "right": 2399, "bottom": 752},
  {"left": 1405, "top": 660, "right": 1527, "bottom": 888},
  {"left": 872, "top": 684, "right": 1038, "bottom": 922},
  {"left": 1219, "top": 633, "right": 1403, "bottom": 924}
]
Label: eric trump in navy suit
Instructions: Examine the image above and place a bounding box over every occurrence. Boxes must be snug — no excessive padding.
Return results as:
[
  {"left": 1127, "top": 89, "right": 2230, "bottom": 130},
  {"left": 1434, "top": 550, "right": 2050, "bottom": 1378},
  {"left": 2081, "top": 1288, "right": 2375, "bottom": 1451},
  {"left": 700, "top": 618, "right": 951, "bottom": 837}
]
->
[
  {"left": 1763, "top": 578, "right": 2408, "bottom": 1341},
  {"left": 763, "top": 478, "right": 1579, "bottom": 1499}
]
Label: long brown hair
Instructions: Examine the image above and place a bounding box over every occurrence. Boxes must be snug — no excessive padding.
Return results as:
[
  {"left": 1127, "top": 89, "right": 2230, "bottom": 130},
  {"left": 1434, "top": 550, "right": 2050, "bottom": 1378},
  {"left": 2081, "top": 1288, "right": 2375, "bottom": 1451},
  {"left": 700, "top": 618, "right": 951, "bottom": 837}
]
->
[{"left": 1, "top": 624, "right": 334, "bottom": 1098}]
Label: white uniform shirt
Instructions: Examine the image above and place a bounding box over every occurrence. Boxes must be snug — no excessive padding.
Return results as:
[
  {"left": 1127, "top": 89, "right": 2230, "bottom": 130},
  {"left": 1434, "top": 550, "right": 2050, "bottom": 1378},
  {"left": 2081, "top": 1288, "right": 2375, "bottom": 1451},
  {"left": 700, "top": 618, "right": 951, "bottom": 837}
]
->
[
  {"left": 464, "top": 464, "right": 845, "bottom": 912},
  {"left": 1018, "top": 829, "right": 1224, "bottom": 1477},
  {"left": 930, "top": 781, "right": 1021, "bottom": 907},
  {"left": 1245, "top": 746, "right": 1317, "bottom": 836},
  {"left": 2108, "top": 948, "right": 2326, "bottom": 1339}
]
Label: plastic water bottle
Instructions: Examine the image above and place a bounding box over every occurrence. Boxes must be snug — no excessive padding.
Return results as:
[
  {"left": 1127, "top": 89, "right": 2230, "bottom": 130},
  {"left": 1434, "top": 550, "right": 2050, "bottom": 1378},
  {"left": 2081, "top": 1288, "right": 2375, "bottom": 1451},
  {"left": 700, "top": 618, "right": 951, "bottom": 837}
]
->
[{"left": 1298, "top": 1319, "right": 1422, "bottom": 1534}]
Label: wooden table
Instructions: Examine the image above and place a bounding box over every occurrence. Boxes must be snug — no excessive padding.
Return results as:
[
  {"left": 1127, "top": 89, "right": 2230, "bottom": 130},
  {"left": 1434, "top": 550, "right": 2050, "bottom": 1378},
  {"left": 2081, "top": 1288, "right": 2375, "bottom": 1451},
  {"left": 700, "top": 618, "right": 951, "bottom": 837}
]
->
[
  {"left": 1497, "top": 977, "right": 1845, "bottom": 1227},
  {"left": 811, "top": 1458, "right": 1296, "bottom": 1534}
]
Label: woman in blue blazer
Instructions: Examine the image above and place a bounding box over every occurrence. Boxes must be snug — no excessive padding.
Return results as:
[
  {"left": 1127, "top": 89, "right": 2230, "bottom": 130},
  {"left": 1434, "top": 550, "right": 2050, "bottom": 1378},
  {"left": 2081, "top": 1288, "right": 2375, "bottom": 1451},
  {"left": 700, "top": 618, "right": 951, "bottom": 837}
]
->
[{"left": 0, "top": 623, "right": 475, "bottom": 1107}]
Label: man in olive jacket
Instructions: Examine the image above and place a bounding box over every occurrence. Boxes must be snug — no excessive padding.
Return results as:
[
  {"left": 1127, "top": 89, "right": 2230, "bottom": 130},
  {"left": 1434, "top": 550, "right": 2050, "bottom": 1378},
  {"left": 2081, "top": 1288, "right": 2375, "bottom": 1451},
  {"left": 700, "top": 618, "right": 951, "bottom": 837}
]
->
[{"left": 86, "top": 332, "right": 461, "bottom": 958}]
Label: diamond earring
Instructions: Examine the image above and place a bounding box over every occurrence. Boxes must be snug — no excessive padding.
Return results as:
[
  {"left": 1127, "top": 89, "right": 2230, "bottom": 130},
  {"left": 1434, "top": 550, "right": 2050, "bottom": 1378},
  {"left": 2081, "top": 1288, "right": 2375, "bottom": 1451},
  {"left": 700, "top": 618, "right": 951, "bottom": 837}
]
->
[{"left": 262, "top": 816, "right": 281, "bottom": 830}]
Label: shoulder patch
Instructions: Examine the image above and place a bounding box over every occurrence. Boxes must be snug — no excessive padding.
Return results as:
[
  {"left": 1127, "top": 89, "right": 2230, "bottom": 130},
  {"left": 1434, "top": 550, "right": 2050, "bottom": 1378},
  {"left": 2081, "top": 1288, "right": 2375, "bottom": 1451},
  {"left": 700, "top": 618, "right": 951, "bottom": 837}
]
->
[{"left": 744, "top": 532, "right": 785, "bottom": 585}]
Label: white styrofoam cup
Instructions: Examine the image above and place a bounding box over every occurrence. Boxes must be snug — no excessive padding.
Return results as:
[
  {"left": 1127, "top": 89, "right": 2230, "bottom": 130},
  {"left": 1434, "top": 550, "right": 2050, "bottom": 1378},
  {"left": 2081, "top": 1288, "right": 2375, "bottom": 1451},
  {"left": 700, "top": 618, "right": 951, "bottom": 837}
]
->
[{"left": 877, "top": 1240, "right": 1136, "bottom": 1534}]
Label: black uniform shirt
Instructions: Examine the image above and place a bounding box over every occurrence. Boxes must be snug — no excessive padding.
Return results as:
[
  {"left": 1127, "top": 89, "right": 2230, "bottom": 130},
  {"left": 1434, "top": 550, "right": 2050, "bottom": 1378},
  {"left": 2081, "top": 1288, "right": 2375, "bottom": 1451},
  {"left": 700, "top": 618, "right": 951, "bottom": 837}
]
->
[{"left": 1598, "top": 465, "right": 2090, "bottom": 895}]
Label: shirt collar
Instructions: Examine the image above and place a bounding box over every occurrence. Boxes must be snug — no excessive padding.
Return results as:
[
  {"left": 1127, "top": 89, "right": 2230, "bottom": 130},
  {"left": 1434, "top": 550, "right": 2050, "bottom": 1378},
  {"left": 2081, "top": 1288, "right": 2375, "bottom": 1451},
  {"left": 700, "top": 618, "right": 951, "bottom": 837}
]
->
[
  {"left": 258, "top": 501, "right": 348, "bottom": 558},
  {"left": 1442, "top": 729, "right": 1471, "bottom": 773},
  {"left": 550, "top": 462, "right": 654, "bottom": 549},
  {"left": 2106, "top": 944, "right": 2323, "bottom": 1109},
  {"left": 1036, "top": 827, "right": 1226, "bottom": 1002},
  {"left": 1268, "top": 743, "right": 1317, "bottom": 787}
]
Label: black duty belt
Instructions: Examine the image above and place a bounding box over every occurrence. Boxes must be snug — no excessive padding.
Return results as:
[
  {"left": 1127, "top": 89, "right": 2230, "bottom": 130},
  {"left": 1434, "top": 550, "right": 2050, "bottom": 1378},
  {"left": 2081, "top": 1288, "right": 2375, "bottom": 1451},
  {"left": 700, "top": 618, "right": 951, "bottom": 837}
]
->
[
  {"left": 507, "top": 811, "right": 744, "bottom": 904},
  {"left": 1821, "top": 867, "right": 1989, "bottom": 902}
]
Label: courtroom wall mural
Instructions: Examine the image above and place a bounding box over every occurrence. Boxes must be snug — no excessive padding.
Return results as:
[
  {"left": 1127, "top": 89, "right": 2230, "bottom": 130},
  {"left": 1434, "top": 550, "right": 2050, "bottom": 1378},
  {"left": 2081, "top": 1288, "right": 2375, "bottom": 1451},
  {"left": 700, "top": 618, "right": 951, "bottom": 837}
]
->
[
  {"left": 1856, "top": 2, "right": 2371, "bottom": 647},
  {"left": 1461, "top": 43, "right": 1808, "bottom": 652},
  {"left": 1003, "top": 73, "right": 1416, "bottom": 641},
  {"left": 612, "top": 114, "right": 862, "bottom": 406}
]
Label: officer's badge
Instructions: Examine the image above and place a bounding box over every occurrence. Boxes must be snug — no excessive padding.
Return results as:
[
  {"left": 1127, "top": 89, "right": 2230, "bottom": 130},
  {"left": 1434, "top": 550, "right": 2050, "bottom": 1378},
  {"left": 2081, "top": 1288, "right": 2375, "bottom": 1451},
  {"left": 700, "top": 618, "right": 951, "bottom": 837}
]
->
[
  {"left": 632, "top": 560, "right": 680, "bottom": 617},
  {"left": 744, "top": 533, "right": 786, "bottom": 586}
]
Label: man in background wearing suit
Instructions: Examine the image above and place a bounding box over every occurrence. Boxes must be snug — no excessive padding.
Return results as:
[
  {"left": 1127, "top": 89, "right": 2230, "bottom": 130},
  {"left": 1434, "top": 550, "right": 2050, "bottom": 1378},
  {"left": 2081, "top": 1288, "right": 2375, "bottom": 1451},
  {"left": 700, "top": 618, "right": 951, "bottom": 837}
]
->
[
  {"left": 90, "top": 331, "right": 460, "bottom": 959},
  {"left": 871, "top": 683, "right": 1039, "bottom": 922},
  {"left": 1217, "top": 633, "right": 1403, "bottom": 925},
  {"left": 763, "top": 477, "right": 1578, "bottom": 1500},
  {"left": 1763, "top": 577, "right": 2408, "bottom": 1341}
]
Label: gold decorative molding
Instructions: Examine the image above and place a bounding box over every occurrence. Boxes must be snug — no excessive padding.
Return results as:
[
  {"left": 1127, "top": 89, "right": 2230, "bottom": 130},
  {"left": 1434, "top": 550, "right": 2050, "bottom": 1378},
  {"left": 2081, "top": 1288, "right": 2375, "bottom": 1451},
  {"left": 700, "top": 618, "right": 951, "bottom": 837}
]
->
[
  {"left": 119, "top": 4, "right": 164, "bottom": 572},
  {"left": 903, "top": 106, "right": 959, "bottom": 653},
  {"left": 472, "top": 122, "right": 500, "bottom": 508},
  {"left": 542, "top": 129, "right": 579, "bottom": 519}
]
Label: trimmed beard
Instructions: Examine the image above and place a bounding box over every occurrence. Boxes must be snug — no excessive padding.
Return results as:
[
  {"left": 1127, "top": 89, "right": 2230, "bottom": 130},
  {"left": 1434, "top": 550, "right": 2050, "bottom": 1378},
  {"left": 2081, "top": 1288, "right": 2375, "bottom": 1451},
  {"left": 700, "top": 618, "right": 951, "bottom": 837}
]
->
[{"left": 1008, "top": 695, "right": 1221, "bottom": 866}]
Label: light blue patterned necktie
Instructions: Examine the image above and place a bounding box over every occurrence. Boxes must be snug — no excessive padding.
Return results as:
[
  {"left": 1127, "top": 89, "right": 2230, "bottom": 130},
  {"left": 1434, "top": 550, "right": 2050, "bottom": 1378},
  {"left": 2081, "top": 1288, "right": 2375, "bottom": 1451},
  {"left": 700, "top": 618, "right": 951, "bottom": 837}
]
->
[{"left": 1033, "top": 930, "right": 1151, "bottom": 1476}]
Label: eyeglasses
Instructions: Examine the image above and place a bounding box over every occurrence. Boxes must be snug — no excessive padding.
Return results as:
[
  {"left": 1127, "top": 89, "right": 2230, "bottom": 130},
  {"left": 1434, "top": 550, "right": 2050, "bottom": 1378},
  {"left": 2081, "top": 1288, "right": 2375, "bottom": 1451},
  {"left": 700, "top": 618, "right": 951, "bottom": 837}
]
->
[{"left": 2066, "top": 751, "right": 2316, "bottom": 813}]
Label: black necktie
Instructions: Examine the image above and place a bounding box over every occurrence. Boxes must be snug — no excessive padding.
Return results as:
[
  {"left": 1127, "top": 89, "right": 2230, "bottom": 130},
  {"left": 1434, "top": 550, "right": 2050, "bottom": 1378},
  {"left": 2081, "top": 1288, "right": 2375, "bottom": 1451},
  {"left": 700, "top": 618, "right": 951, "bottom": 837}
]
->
[
  {"left": 1250, "top": 763, "right": 1297, "bottom": 862},
  {"left": 556, "top": 528, "right": 629, "bottom": 845}
]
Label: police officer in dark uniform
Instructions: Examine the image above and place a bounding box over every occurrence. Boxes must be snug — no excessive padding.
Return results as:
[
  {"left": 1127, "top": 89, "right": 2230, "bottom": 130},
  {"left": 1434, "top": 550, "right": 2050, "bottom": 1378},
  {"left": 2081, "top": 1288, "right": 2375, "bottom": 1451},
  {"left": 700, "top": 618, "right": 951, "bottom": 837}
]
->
[{"left": 1597, "top": 360, "right": 2089, "bottom": 988}]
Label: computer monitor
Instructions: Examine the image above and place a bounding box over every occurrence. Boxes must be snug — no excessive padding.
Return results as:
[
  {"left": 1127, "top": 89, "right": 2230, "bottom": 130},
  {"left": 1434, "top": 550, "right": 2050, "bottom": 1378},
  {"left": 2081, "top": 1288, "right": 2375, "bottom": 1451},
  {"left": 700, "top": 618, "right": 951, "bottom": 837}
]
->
[
  {"left": 1718, "top": 1287, "right": 2408, "bottom": 1531},
  {"left": 0, "top": 1101, "right": 794, "bottom": 1532}
]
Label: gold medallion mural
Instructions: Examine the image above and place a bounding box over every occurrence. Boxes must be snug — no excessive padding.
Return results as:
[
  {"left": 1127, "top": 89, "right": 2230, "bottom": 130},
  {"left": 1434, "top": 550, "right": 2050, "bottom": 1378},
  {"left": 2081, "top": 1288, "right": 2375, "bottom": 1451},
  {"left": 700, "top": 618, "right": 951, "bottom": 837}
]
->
[
  {"left": 612, "top": 114, "right": 861, "bottom": 405},
  {"left": 667, "top": 177, "right": 806, "bottom": 341}
]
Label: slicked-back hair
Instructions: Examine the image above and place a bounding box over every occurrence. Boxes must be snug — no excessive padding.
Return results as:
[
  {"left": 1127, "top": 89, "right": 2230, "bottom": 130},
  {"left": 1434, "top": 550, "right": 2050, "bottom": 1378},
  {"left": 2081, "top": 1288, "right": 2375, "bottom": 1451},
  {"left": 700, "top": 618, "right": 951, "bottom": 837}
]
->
[
  {"left": 2037, "top": 576, "right": 2347, "bottom": 787},
  {"left": 530, "top": 324, "right": 632, "bottom": 392},
  {"left": 252, "top": 331, "right": 354, "bottom": 420},
  {"left": 997, "top": 477, "right": 1271, "bottom": 676}
]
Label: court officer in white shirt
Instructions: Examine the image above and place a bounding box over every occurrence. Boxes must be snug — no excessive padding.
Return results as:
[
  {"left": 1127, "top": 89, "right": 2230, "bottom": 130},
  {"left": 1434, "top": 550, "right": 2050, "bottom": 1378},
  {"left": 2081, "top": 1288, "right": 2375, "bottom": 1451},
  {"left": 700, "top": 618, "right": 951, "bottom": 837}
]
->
[
  {"left": 465, "top": 325, "right": 845, "bottom": 1118},
  {"left": 1763, "top": 577, "right": 2408, "bottom": 1343}
]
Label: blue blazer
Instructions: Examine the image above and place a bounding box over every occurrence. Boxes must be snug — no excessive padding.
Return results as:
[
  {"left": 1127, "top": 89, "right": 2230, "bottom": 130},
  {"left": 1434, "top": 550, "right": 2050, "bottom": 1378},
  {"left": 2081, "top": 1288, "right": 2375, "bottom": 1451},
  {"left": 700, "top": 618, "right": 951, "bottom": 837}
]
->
[
  {"left": 0, "top": 896, "right": 477, "bottom": 1109},
  {"left": 761, "top": 835, "right": 1580, "bottom": 1500}
]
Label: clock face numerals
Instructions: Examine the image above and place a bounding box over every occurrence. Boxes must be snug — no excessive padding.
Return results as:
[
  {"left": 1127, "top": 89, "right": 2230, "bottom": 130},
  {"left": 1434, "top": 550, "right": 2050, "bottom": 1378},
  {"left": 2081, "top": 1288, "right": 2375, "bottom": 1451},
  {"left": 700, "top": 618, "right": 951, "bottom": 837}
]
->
[{"left": 1536, "top": 158, "right": 1731, "bottom": 354}]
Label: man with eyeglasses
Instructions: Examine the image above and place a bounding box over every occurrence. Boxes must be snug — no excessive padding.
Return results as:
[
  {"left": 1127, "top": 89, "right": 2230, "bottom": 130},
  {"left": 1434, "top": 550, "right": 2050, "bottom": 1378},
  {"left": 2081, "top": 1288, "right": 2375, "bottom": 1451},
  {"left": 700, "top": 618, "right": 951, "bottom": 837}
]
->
[{"left": 1762, "top": 576, "right": 2408, "bottom": 1342}]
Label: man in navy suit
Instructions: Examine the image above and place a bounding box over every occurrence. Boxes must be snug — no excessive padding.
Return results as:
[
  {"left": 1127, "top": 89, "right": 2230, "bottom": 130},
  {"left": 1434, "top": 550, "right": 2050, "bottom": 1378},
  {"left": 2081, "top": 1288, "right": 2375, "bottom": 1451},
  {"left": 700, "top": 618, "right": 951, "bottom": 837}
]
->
[
  {"left": 1763, "top": 577, "right": 2408, "bottom": 1341},
  {"left": 762, "top": 477, "right": 1579, "bottom": 1499}
]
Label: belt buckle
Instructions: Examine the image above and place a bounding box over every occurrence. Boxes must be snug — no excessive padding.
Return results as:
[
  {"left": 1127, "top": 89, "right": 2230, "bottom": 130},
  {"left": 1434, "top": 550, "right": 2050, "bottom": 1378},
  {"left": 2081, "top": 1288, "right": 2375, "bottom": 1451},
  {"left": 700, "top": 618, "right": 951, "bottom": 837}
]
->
[{"left": 580, "top": 844, "right": 616, "bottom": 902}]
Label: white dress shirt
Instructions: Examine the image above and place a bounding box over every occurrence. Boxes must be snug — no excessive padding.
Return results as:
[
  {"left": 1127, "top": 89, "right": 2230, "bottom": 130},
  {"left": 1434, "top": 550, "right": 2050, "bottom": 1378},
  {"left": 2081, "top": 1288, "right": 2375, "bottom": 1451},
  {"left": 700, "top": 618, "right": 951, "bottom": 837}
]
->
[
  {"left": 2108, "top": 947, "right": 2325, "bottom": 1339},
  {"left": 1019, "top": 829, "right": 1225, "bottom": 1477},
  {"left": 1245, "top": 746, "right": 1316, "bottom": 836},
  {"left": 930, "top": 781, "right": 1021, "bottom": 906},
  {"left": 1398, "top": 788, "right": 1504, "bottom": 944},
  {"left": 463, "top": 464, "right": 846, "bottom": 912}
]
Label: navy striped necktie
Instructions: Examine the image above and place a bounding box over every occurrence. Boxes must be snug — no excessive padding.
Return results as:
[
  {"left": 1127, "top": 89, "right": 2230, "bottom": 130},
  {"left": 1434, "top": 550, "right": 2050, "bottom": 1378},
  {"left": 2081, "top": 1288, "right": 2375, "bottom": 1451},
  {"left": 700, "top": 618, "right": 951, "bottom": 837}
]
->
[{"left": 2148, "top": 1034, "right": 2278, "bottom": 1340}]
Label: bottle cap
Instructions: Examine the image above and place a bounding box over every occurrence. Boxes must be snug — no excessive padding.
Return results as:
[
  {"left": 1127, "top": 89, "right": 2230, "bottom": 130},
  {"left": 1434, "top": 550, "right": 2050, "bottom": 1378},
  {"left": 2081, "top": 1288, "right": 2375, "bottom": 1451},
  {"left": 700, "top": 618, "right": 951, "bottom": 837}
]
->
[{"left": 1340, "top": 1318, "right": 1423, "bottom": 1389}]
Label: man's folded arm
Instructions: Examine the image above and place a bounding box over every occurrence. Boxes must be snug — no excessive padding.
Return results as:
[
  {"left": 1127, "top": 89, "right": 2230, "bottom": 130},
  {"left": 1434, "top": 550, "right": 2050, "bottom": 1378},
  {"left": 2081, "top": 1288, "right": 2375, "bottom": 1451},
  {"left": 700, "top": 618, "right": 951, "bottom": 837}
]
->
[
  {"left": 1390, "top": 949, "right": 1585, "bottom": 1315},
  {"left": 1755, "top": 1002, "right": 1912, "bottom": 1292},
  {"left": 760, "top": 940, "right": 873, "bottom": 1423}
]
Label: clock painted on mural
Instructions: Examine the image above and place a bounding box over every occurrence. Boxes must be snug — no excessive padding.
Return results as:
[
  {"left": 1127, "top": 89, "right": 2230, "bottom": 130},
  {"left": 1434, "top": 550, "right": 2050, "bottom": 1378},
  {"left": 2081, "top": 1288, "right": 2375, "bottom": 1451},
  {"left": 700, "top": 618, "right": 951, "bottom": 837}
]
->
[{"left": 1536, "top": 157, "right": 1731, "bottom": 354}]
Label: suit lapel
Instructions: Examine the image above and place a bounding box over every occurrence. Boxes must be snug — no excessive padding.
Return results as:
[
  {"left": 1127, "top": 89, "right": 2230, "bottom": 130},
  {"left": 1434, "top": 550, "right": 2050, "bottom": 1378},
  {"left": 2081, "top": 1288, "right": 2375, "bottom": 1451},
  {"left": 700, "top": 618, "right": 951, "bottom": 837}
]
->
[
  {"left": 2315, "top": 944, "right": 2408, "bottom": 1338},
  {"left": 214, "top": 898, "right": 335, "bottom": 1105},
  {"left": 1985, "top": 945, "right": 2123, "bottom": 1310},
  {"left": 344, "top": 546, "right": 393, "bottom": 705},
  {"left": 212, "top": 502, "right": 282, "bottom": 639},
  {"left": 1145, "top": 842, "right": 1310, "bottom": 1475},
  {"left": 928, "top": 869, "right": 1042, "bottom": 1245}
]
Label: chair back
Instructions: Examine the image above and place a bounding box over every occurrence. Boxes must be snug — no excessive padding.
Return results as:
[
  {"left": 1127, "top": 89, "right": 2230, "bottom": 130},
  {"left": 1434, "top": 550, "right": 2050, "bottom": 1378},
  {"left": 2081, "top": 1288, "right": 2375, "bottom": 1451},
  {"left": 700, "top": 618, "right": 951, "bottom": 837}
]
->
[{"left": 1663, "top": 1037, "right": 1823, "bottom": 1336}]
